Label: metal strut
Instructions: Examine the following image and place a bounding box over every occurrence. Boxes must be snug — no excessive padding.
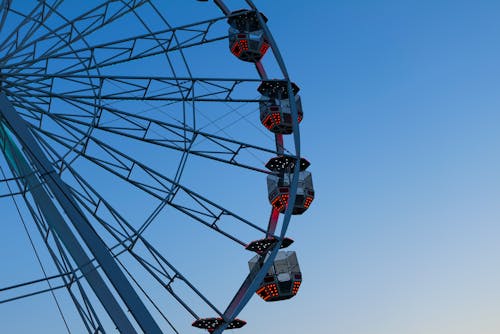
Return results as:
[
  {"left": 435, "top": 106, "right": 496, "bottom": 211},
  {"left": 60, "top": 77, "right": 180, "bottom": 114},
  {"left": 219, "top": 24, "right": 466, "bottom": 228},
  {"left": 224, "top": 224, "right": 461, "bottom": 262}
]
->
[{"left": 0, "top": 93, "right": 163, "bottom": 334}]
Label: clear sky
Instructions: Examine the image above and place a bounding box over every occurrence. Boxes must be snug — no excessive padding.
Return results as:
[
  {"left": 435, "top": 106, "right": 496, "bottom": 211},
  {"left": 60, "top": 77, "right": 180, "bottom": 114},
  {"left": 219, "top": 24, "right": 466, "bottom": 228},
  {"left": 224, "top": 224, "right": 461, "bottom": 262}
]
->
[
  {"left": 2, "top": 1, "right": 500, "bottom": 333},
  {"left": 261, "top": 1, "right": 500, "bottom": 333}
]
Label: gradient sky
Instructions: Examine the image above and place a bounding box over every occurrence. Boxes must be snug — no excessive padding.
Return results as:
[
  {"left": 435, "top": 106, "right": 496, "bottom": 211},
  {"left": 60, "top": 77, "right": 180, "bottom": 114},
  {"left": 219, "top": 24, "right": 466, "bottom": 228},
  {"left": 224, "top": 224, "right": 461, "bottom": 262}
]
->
[
  {"left": 260, "top": 1, "right": 500, "bottom": 333},
  {"left": 2, "top": 1, "right": 500, "bottom": 333}
]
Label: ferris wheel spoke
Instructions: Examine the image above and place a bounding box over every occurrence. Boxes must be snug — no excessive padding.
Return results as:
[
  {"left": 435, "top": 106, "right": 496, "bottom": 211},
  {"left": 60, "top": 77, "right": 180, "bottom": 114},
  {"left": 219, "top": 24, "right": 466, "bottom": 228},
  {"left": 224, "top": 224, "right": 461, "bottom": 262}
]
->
[
  {"left": 0, "top": 271, "right": 70, "bottom": 297},
  {"left": 115, "top": 257, "right": 182, "bottom": 334},
  {"left": 121, "top": 240, "right": 223, "bottom": 323},
  {"left": 0, "top": 191, "right": 72, "bottom": 307},
  {"left": 0, "top": 282, "right": 67, "bottom": 305},
  {"left": 30, "top": 115, "right": 270, "bottom": 245},
  {"left": 23, "top": 193, "right": 147, "bottom": 334},
  {"left": 0, "top": 0, "right": 12, "bottom": 37},
  {"left": 1, "top": 10, "right": 84, "bottom": 73},
  {"left": 25, "top": 146, "right": 229, "bottom": 327},
  {"left": 67, "top": 166, "right": 226, "bottom": 320},
  {"left": 3, "top": 15, "right": 227, "bottom": 77},
  {"left": 5, "top": 95, "right": 274, "bottom": 246},
  {"left": 0, "top": 181, "right": 106, "bottom": 333},
  {"left": 6, "top": 80, "right": 276, "bottom": 174},
  {"left": 2, "top": 0, "right": 150, "bottom": 71},
  {"left": 7, "top": 74, "right": 260, "bottom": 102},
  {"left": 132, "top": 239, "right": 226, "bottom": 320},
  {"left": 5, "top": 87, "right": 52, "bottom": 122},
  {"left": 6, "top": 98, "right": 91, "bottom": 161},
  {"left": 76, "top": 110, "right": 273, "bottom": 174},
  {"left": 0, "top": 178, "right": 26, "bottom": 197},
  {"left": 0, "top": 0, "right": 64, "bottom": 60},
  {"left": 0, "top": 2, "right": 47, "bottom": 56},
  {"left": 72, "top": 110, "right": 271, "bottom": 172},
  {"left": 69, "top": 196, "right": 200, "bottom": 330},
  {"left": 5, "top": 77, "right": 54, "bottom": 98}
]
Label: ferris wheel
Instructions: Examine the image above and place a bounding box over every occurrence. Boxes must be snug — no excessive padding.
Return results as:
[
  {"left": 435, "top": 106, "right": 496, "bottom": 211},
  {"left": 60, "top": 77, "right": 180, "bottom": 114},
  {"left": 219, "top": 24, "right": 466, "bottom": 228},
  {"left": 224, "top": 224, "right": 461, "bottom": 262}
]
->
[{"left": 0, "top": 0, "right": 315, "bottom": 333}]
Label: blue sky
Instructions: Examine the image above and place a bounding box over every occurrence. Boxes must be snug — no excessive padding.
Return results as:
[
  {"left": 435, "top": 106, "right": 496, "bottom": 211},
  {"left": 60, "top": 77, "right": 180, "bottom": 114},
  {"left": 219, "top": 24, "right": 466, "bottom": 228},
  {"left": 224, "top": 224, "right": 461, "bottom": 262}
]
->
[
  {"left": 2, "top": 0, "right": 500, "bottom": 333},
  {"left": 263, "top": 1, "right": 500, "bottom": 333}
]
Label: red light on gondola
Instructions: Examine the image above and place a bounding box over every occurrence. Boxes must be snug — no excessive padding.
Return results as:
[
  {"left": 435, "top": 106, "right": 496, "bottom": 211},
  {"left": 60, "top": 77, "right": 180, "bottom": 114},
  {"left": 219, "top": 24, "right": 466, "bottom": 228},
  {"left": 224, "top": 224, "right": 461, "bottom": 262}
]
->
[
  {"left": 292, "top": 281, "right": 301, "bottom": 294},
  {"left": 261, "top": 112, "right": 281, "bottom": 131},
  {"left": 240, "top": 39, "right": 249, "bottom": 51},
  {"left": 304, "top": 196, "right": 313, "bottom": 209},
  {"left": 271, "top": 193, "right": 289, "bottom": 212},
  {"left": 231, "top": 43, "right": 243, "bottom": 57},
  {"left": 260, "top": 42, "right": 270, "bottom": 55}
]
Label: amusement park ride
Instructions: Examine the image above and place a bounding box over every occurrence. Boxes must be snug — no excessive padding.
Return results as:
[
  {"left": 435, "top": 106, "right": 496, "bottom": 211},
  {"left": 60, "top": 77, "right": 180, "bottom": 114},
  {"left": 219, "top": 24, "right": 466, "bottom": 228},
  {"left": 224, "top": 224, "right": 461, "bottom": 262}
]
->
[{"left": 0, "top": 0, "right": 314, "bottom": 333}]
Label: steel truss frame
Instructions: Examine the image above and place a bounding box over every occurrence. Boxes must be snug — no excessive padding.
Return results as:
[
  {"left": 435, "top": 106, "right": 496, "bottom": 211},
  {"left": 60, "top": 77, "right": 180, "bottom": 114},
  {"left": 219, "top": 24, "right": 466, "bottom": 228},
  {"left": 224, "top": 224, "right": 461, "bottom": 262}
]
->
[{"left": 0, "top": 0, "right": 304, "bottom": 333}]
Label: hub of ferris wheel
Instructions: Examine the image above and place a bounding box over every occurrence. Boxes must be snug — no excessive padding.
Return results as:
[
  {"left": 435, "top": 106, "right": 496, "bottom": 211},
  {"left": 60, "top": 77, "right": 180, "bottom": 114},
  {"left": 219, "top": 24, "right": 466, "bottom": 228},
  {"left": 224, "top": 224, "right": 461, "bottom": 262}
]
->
[{"left": 194, "top": 2, "right": 315, "bottom": 333}]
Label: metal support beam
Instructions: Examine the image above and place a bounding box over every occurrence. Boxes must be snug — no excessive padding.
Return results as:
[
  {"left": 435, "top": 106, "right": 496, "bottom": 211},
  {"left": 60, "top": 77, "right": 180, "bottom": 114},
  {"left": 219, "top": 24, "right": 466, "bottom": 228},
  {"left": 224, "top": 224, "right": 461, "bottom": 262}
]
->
[
  {"left": 213, "top": 0, "right": 231, "bottom": 15},
  {"left": 0, "top": 93, "right": 163, "bottom": 334}
]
